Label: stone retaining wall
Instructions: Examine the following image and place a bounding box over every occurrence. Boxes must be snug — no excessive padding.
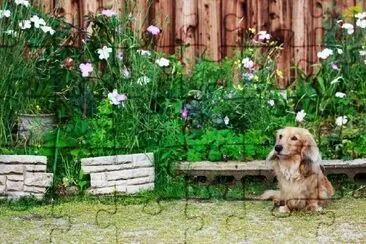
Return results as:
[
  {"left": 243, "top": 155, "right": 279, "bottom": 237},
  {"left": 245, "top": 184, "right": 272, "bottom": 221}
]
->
[
  {"left": 81, "top": 153, "right": 155, "bottom": 195},
  {"left": 0, "top": 155, "right": 53, "bottom": 200}
]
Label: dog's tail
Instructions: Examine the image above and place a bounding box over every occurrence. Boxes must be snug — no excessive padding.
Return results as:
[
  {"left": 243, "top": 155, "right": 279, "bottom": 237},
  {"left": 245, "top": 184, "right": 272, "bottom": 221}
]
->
[{"left": 260, "top": 190, "right": 281, "bottom": 200}]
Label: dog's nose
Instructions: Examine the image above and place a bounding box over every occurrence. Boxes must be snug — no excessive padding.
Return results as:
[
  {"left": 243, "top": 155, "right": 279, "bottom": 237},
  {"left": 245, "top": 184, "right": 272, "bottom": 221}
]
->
[{"left": 275, "top": 145, "right": 283, "bottom": 153}]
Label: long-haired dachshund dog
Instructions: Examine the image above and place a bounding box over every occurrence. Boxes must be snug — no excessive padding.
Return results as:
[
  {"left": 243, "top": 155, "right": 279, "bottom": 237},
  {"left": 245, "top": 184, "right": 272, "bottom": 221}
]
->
[{"left": 261, "top": 127, "right": 334, "bottom": 213}]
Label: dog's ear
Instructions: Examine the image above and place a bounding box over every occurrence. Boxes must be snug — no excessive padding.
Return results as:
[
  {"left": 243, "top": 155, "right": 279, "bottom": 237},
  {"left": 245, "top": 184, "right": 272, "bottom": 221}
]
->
[{"left": 301, "top": 133, "right": 321, "bottom": 163}]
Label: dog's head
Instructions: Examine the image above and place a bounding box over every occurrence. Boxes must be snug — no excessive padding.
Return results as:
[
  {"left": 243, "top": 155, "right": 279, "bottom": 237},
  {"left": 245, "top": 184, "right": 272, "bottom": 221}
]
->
[{"left": 267, "top": 127, "right": 321, "bottom": 163}]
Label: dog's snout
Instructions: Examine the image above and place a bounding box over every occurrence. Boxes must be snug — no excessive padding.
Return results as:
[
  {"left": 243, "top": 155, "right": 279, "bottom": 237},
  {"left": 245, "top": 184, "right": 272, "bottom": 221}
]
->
[{"left": 275, "top": 145, "right": 283, "bottom": 153}]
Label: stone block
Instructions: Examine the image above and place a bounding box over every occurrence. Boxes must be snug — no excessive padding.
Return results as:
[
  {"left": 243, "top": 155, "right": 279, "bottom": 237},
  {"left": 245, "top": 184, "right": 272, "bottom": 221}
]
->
[
  {"left": 24, "top": 173, "right": 53, "bottom": 187},
  {"left": 6, "top": 180, "right": 24, "bottom": 191},
  {"left": 124, "top": 175, "right": 155, "bottom": 186},
  {"left": 82, "top": 163, "right": 134, "bottom": 174},
  {"left": 24, "top": 186, "right": 47, "bottom": 194},
  {"left": 6, "top": 174, "right": 24, "bottom": 181},
  {"left": 91, "top": 175, "right": 154, "bottom": 188},
  {"left": 126, "top": 183, "right": 154, "bottom": 194},
  {"left": 132, "top": 153, "right": 154, "bottom": 164},
  {"left": 24, "top": 164, "right": 47, "bottom": 172},
  {"left": 81, "top": 155, "right": 133, "bottom": 166},
  {"left": 88, "top": 185, "right": 127, "bottom": 195},
  {"left": 0, "top": 175, "right": 6, "bottom": 193},
  {"left": 0, "top": 164, "right": 24, "bottom": 174},
  {"left": 133, "top": 160, "right": 154, "bottom": 168},
  {"left": 6, "top": 191, "right": 44, "bottom": 200},
  {"left": 90, "top": 167, "right": 154, "bottom": 183},
  {"left": 0, "top": 155, "right": 47, "bottom": 164}
]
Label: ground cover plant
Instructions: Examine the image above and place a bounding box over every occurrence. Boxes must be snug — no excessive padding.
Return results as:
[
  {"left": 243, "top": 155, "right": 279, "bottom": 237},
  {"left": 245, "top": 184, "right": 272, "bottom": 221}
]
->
[{"left": 0, "top": 1, "right": 365, "bottom": 200}]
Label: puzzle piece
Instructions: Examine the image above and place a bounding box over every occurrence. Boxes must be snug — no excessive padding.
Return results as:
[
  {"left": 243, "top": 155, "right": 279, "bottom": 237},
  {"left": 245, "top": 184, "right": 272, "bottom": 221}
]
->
[{"left": 48, "top": 199, "right": 73, "bottom": 243}]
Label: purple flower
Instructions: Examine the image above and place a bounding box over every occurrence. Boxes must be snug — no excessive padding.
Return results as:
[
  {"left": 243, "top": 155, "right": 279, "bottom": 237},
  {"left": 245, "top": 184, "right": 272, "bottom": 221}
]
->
[
  {"left": 108, "top": 89, "right": 127, "bottom": 106},
  {"left": 102, "top": 9, "right": 117, "bottom": 17},
  {"left": 181, "top": 106, "right": 188, "bottom": 119},
  {"left": 147, "top": 25, "right": 160, "bottom": 35},
  {"left": 79, "top": 63, "right": 93, "bottom": 77},
  {"left": 331, "top": 63, "right": 340, "bottom": 71}
]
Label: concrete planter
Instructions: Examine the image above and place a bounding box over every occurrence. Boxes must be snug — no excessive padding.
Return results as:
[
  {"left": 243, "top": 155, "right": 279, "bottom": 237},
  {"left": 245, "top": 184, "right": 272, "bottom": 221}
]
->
[
  {"left": 81, "top": 153, "right": 155, "bottom": 195},
  {"left": 17, "top": 113, "right": 56, "bottom": 142},
  {"left": 0, "top": 155, "right": 53, "bottom": 200}
]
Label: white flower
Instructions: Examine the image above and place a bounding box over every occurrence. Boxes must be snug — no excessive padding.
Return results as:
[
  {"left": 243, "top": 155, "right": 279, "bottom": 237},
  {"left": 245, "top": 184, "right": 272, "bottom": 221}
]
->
[
  {"left": 317, "top": 48, "right": 333, "bottom": 59},
  {"left": 0, "top": 9, "right": 11, "bottom": 18},
  {"left": 330, "top": 76, "right": 342, "bottom": 85},
  {"left": 19, "top": 20, "right": 31, "bottom": 29},
  {"left": 258, "top": 30, "right": 271, "bottom": 41},
  {"left": 337, "top": 48, "right": 343, "bottom": 54},
  {"left": 30, "top": 15, "right": 46, "bottom": 28},
  {"left": 155, "top": 57, "right": 170, "bottom": 67},
  {"left": 359, "top": 50, "right": 366, "bottom": 56},
  {"left": 224, "top": 116, "right": 230, "bottom": 125},
  {"left": 40, "top": 25, "right": 55, "bottom": 35},
  {"left": 242, "top": 57, "right": 255, "bottom": 70},
  {"left": 341, "top": 23, "right": 354, "bottom": 34},
  {"left": 242, "top": 72, "right": 254, "bottom": 80},
  {"left": 356, "top": 18, "right": 366, "bottom": 28},
  {"left": 268, "top": 100, "right": 275, "bottom": 107},
  {"left": 108, "top": 89, "right": 127, "bottom": 106},
  {"left": 355, "top": 12, "right": 366, "bottom": 19},
  {"left": 4, "top": 30, "right": 18, "bottom": 37},
  {"left": 121, "top": 66, "right": 130, "bottom": 79},
  {"left": 335, "top": 92, "right": 346, "bottom": 98},
  {"left": 137, "top": 49, "right": 151, "bottom": 56},
  {"left": 335, "top": 116, "right": 348, "bottom": 126},
  {"left": 295, "top": 110, "right": 306, "bottom": 122},
  {"left": 97, "top": 46, "right": 112, "bottom": 60},
  {"left": 137, "top": 76, "right": 150, "bottom": 85},
  {"left": 15, "top": 0, "right": 30, "bottom": 7}
]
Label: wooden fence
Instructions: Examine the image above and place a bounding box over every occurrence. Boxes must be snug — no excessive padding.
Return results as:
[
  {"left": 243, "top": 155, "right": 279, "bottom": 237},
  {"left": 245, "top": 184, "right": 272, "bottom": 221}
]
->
[{"left": 36, "top": 0, "right": 366, "bottom": 88}]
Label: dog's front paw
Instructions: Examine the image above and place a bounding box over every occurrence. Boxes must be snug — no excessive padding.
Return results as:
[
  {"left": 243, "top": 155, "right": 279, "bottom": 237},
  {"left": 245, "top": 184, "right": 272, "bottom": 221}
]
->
[{"left": 279, "top": 205, "right": 290, "bottom": 213}]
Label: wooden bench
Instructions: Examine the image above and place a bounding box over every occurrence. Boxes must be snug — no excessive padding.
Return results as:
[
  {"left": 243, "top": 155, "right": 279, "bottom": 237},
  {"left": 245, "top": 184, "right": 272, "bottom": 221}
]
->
[{"left": 176, "top": 159, "right": 366, "bottom": 183}]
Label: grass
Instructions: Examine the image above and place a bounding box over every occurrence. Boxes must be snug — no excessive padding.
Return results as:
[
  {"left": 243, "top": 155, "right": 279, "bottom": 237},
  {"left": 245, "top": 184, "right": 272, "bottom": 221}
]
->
[
  {"left": 0, "top": 176, "right": 365, "bottom": 242},
  {"left": 0, "top": 196, "right": 365, "bottom": 243}
]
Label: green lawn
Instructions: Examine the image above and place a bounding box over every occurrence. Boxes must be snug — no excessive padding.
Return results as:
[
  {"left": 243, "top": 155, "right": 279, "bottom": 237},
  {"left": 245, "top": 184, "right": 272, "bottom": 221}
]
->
[{"left": 1, "top": 197, "right": 365, "bottom": 243}]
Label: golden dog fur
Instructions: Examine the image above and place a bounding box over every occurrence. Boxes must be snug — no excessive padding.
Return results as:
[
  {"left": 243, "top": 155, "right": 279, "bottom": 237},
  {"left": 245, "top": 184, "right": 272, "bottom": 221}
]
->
[{"left": 261, "top": 127, "right": 334, "bottom": 212}]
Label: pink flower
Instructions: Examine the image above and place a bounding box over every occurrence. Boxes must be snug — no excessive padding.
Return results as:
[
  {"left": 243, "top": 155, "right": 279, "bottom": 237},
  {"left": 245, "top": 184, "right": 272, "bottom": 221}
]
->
[
  {"left": 181, "top": 106, "right": 188, "bottom": 119},
  {"left": 79, "top": 63, "right": 93, "bottom": 77},
  {"left": 147, "top": 25, "right": 160, "bottom": 35},
  {"left": 331, "top": 63, "right": 340, "bottom": 71},
  {"left": 102, "top": 9, "right": 117, "bottom": 17}
]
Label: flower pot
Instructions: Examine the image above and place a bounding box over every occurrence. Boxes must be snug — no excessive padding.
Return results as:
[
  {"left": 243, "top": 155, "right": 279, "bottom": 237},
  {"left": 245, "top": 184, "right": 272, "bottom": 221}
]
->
[{"left": 17, "top": 113, "right": 56, "bottom": 142}]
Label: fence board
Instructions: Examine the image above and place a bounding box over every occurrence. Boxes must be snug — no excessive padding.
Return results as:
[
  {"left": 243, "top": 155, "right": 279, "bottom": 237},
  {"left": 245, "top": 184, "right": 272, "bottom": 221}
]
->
[
  {"left": 175, "top": 0, "right": 198, "bottom": 70},
  {"left": 154, "top": 0, "right": 175, "bottom": 53},
  {"left": 23, "top": 0, "right": 366, "bottom": 87},
  {"left": 198, "top": 0, "right": 221, "bottom": 61}
]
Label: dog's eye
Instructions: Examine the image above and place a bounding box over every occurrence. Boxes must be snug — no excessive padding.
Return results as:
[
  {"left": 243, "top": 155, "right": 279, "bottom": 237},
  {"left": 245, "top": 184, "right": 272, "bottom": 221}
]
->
[
  {"left": 291, "top": 136, "right": 298, "bottom": 141},
  {"left": 279, "top": 135, "right": 282, "bottom": 139}
]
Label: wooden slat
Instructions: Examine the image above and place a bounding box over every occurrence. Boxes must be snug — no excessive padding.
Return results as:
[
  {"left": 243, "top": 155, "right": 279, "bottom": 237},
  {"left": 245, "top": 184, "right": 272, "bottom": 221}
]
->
[
  {"left": 175, "top": 0, "right": 198, "bottom": 70},
  {"left": 154, "top": 0, "right": 175, "bottom": 53},
  {"left": 197, "top": 0, "right": 221, "bottom": 61},
  {"left": 292, "top": 0, "right": 308, "bottom": 77},
  {"left": 131, "top": 0, "right": 150, "bottom": 37},
  {"left": 269, "top": 0, "right": 292, "bottom": 88},
  {"left": 221, "top": 0, "right": 245, "bottom": 57}
]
